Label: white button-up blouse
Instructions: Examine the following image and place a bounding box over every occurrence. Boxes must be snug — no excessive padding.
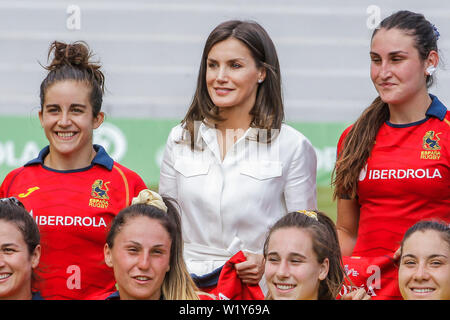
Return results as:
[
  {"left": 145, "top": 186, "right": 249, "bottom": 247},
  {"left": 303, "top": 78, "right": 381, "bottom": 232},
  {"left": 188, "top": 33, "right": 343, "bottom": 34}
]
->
[{"left": 159, "top": 122, "right": 317, "bottom": 275}]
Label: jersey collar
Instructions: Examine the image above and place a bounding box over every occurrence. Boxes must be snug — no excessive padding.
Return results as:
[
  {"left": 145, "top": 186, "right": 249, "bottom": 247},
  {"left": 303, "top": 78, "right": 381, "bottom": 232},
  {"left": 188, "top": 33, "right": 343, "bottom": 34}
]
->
[
  {"left": 426, "top": 94, "right": 447, "bottom": 121},
  {"left": 24, "top": 144, "right": 114, "bottom": 171}
]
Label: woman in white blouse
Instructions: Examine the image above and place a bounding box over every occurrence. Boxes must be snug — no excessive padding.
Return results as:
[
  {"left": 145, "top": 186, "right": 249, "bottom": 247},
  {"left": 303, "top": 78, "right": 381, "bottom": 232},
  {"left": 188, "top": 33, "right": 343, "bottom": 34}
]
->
[{"left": 159, "top": 20, "right": 317, "bottom": 287}]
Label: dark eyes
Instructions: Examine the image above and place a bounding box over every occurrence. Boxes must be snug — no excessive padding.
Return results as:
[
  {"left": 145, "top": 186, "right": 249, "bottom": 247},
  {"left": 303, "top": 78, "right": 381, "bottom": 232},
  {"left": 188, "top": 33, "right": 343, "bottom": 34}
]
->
[{"left": 1, "top": 247, "right": 17, "bottom": 254}]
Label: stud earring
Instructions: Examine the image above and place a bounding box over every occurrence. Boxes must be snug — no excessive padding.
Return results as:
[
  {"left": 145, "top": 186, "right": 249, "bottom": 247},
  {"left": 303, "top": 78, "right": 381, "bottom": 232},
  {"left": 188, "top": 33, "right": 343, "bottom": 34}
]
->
[{"left": 426, "top": 66, "right": 436, "bottom": 76}]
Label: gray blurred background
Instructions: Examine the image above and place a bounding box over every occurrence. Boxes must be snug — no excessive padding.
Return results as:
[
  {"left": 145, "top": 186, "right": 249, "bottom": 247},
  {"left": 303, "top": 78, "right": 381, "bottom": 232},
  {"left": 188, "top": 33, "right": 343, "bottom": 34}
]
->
[{"left": 0, "top": 0, "right": 449, "bottom": 123}]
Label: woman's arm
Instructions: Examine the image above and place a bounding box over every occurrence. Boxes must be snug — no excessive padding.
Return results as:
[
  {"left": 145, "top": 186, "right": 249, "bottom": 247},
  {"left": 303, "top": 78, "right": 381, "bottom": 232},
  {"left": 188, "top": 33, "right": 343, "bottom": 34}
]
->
[
  {"left": 284, "top": 136, "right": 318, "bottom": 211},
  {"left": 336, "top": 198, "right": 360, "bottom": 256},
  {"left": 158, "top": 128, "right": 178, "bottom": 199}
]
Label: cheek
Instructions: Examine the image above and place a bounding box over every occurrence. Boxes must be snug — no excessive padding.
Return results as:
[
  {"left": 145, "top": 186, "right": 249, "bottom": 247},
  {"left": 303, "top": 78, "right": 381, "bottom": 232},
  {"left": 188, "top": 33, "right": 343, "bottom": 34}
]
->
[
  {"left": 370, "top": 65, "right": 379, "bottom": 82},
  {"left": 155, "top": 256, "right": 171, "bottom": 275},
  {"left": 264, "top": 264, "right": 276, "bottom": 280}
]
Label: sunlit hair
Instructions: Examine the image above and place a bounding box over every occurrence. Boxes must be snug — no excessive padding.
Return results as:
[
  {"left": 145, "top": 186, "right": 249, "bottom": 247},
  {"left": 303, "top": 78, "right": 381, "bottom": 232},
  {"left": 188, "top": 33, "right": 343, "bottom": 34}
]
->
[
  {"left": 181, "top": 19, "right": 284, "bottom": 149},
  {"left": 40, "top": 40, "right": 105, "bottom": 117},
  {"left": 106, "top": 198, "right": 200, "bottom": 300},
  {"left": 263, "top": 211, "right": 344, "bottom": 300},
  {"left": 0, "top": 198, "right": 41, "bottom": 292},
  {"left": 333, "top": 10, "right": 439, "bottom": 199},
  {"left": 400, "top": 220, "right": 450, "bottom": 256}
]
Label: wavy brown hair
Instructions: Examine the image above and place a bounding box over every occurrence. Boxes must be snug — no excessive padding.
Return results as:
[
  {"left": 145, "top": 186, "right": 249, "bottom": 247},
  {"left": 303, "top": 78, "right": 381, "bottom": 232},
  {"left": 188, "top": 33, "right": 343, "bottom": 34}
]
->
[
  {"left": 333, "top": 11, "right": 439, "bottom": 199},
  {"left": 40, "top": 40, "right": 105, "bottom": 117},
  {"left": 181, "top": 20, "right": 284, "bottom": 149}
]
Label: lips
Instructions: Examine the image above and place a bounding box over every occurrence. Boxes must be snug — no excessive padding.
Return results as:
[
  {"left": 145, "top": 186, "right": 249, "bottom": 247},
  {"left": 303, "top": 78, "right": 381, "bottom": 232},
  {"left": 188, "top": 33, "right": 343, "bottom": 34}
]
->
[
  {"left": 274, "top": 283, "right": 296, "bottom": 291},
  {"left": 133, "top": 275, "right": 152, "bottom": 284},
  {"left": 379, "top": 82, "right": 396, "bottom": 88},
  {"left": 411, "top": 287, "right": 435, "bottom": 294},
  {"left": 0, "top": 273, "right": 12, "bottom": 281},
  {"left": 55, "top": 131, "right": 78, "bottom": 140},
  {"left": 214, "top": 87, "right": 234, "bottom": 96}
]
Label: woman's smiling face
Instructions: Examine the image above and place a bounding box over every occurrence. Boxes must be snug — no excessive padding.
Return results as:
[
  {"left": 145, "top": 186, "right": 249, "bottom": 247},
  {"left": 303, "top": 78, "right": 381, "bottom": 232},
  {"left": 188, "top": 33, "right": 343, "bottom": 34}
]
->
[
  {"left": 399, "top": 230, "right": 450, "bottom": 300},
  {"left": 265, "top": 227, "right": 329, "bottom": 300}
]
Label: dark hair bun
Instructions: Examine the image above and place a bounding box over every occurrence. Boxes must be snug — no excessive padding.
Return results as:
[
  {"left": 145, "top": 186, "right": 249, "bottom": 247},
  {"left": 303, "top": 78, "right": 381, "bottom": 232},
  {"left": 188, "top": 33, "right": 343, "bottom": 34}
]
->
[{"left": 45, "top": 41, "right": 101, "bottom": 74}]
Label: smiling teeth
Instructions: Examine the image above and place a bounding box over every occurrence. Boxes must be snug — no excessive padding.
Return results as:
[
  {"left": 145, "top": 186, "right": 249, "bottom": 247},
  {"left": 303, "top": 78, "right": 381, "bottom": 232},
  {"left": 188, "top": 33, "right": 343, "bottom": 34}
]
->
[
  {"left": 58, "top": 132, "right": 75, "bottom": 137},
  {"left": 413, "top": 288, "right": 434, "bottom": 293},
  {"left": 135, "top": 276, "right": 150, "bottom": 281},
  {"left": 276, "top": 284, "right": 295, "bottom": 290},
  {"left": 0, "top": 274, "right": 11, "bottom": 280}
]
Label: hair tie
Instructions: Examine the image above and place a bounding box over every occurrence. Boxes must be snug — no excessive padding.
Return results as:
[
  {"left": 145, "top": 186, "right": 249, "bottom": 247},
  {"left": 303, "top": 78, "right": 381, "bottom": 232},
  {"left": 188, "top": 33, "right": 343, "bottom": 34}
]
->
[
  {"left": 432, "top": 24, "right": 440, "bottom": 40},
  {"left": 297, "top": 210, "right": 318, "bottom": 221},
  {"left": 132, "top": 189, "right": 168, "bottom": 213}
]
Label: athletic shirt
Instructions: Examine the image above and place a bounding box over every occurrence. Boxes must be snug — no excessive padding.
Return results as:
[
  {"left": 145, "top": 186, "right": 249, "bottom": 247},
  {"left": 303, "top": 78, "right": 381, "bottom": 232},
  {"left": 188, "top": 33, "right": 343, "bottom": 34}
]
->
[
  {"left": 337, "top": 95, "right": 450, "bottom": 257},
  {"left": 337, "top": 95, "right": 450, "bottom": 300},
  {"left": 0, "top": 145, "right": 147, "bottom": 300}
]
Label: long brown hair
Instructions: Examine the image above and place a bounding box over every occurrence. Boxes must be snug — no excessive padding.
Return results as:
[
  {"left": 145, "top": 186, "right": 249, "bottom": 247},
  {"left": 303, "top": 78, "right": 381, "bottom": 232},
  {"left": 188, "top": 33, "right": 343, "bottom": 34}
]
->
[
  {"left": 333, "top": 11, "right": 439, "bottom": 199},
  {"left": 181, "top": 20, "right": 284, "bottom": 149}
]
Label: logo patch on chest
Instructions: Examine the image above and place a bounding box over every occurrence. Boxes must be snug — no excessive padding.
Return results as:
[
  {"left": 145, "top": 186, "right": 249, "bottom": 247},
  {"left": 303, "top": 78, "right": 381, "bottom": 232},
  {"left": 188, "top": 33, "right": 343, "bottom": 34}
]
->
[
  {"left": 421, "top": 131, "right": 441, "bottom": 160},
  {"left": 89, "top": 179, "right": 110, "bottom": 208}
]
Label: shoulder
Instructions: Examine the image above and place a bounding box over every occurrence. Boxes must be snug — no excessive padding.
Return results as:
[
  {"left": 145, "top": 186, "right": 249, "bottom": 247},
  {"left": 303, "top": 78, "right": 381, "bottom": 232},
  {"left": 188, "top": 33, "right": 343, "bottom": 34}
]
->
[
  {"left": 0, "top": 166, "right": 28, "bottom": 195},
  {"left": 337, "top": 124, "right": 353, "bottom": 153},
  {"left": 278, "top": 124, "right": 313, "bottom": 147},
  {"left": 111, "top": 162, "right": 145, "bottom": 184},
  {"left": 167, "top": 123, "right": 186, "bottom": 141},
  {"left": 444, "top": 110, "right": 450, "bottom": 126}
]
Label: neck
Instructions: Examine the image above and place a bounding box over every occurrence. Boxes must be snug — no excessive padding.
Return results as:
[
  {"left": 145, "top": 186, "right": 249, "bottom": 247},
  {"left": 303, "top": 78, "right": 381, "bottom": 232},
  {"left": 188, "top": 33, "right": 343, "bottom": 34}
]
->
[
  {"left": 216, "top": 106, "right": 253, "bottom": 133},
  {"left": 44, "top": 146, "right": 96, "bottom": 170},
  {"left": 388, "top": 90, "right": 431, "bottom": 124}
]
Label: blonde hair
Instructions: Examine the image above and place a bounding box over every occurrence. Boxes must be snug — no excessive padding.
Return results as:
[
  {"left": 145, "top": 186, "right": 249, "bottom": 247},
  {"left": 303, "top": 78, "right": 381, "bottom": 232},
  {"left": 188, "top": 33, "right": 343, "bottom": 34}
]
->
[{"left": 107, "top": 190, "right": 200, "bottom": 300}]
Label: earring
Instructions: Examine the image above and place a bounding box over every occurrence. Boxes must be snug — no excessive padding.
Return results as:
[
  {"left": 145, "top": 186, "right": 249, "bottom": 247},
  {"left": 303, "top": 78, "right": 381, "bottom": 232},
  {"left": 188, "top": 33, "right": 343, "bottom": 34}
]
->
[
  {"left": 257, "top": 79, "right": 263, "bottom": 84},
  {"left": 426, "top": 66, "right": 436, "bottom": 76}
]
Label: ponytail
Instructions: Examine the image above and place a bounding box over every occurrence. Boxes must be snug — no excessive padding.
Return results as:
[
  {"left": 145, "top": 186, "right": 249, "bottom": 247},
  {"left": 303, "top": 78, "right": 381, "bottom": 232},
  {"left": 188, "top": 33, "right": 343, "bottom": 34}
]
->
[{"left": 332, "top": 97, "right": 389, "bottom": 199}]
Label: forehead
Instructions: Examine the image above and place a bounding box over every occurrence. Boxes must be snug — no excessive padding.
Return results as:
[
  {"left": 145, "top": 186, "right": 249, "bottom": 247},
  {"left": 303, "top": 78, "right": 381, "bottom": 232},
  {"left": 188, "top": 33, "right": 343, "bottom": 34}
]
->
[
  {"left": 117, "top": 216, "right": 171, "bottom": 245},
  {"left": 371, "top": 28, "right": 418, "bottom": 54},
  {"left": 268, "top": 227, "right": 315, "bottom": 256},
  {"left": 44, "top": 80, "right": 92, "bottom": 101},
  {"left": 207, "top": 37, "right": 254, "bottom": 60},
  {"left": 0, "top": 220, "right": 25, "bottom": 244},
  {"left": 403, "top": 230, "right": 450, "bottom": 256}
]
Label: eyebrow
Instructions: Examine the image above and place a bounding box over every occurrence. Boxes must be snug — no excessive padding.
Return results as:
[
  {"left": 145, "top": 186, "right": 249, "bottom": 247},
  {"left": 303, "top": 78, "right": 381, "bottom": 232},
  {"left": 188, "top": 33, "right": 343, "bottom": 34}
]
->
[
  {"left": 267, "top": 252, "right": 307, "bottom": 259},
  {"left": 402, "top": 254, "right": 448, "bottom": 259},
  {"left": 44, "top": 103, "right": 87, "bottom": 109},
  {"left": 370, "top": 50, "right": 409, "bottom": 56},
  {"left": 126, "top": 241, "right": 167, "bottom": 249},
  {"left": 1, "top": 243, "right": 19, "bottom": 248},
  {"left": 207, "top": 57, "right": 247, "bottom": 63}
]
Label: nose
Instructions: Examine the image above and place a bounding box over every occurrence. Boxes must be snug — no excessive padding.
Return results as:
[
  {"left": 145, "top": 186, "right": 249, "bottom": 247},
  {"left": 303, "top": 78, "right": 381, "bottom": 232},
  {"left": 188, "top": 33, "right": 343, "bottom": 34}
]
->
[
  {"left": 379, "top": 61, "right": 393, "bottom": 80},
  {"left": 136, "top": 252, "right": 151, "bottom": 270},
  {"left": 216, "top": 66, "right": 228, "bottom": 83},
  {"left": 57, "top": 110, "right": 72, "bottom": 127},
  {"left": 275, "top": 260, "right": 290, "bottom": 279},
  {"left": 413, "top": 263, "right": 431, "bottom": 282}
]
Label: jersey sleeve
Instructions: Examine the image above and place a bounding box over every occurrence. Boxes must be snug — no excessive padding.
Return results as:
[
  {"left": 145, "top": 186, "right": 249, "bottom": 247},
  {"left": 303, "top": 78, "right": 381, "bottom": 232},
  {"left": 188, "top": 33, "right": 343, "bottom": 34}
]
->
[
  {"left": 337, "top": 125, "right": 353, "bottom": 159},
  {"left": 0, "top": 167, "right": 23, "bottom": 198}
]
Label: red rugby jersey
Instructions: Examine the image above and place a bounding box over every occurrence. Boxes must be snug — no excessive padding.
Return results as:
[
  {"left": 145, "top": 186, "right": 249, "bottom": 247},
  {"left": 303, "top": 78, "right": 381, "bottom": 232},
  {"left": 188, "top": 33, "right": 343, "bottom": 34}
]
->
[
  {"left": 337, "top": 95, "right": 449, "bottom": 257},
  {"left": 0, "top": 145, "right": 147, "bottom": 300},
  {"left": 337, "top": 95, "right": 450, "bottom": 299}
]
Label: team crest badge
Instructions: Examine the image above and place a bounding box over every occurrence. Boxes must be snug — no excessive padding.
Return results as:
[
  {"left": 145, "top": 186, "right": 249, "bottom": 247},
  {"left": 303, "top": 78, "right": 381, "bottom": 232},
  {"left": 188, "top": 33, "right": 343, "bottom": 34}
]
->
[
  {"left": 91, "top": 179, "right": 110, "bottom": 200},
  {"left": 423, "top": 130, "right": 441, "bottom": 150},
  {"left": 420, "top": 131, "right": 441, "bottom": 160}
]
